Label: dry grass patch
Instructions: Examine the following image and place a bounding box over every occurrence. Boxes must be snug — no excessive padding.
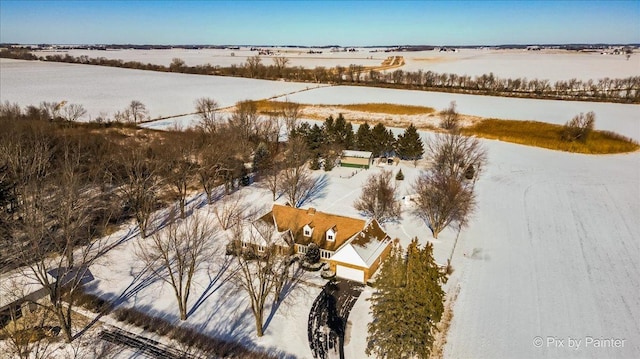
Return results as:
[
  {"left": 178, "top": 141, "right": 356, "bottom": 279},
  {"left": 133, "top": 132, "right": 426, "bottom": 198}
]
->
[
  {"left": 462, "top": 119, "right": 639, "bottom": 154},
  {"left": 258, "top": 100, "right": 435, "bottom": 116},
  {"left": 326, "top": 103, "right": 434, "bottom": 115}
]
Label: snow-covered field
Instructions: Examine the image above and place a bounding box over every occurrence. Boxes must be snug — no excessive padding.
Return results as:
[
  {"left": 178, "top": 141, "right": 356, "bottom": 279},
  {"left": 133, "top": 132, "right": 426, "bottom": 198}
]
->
[
  {"left": 399, "top": 48, "right": 639, "bottom": 81},
  {"left": 442, "top": 140, "right": 640, "bottom": 359},
  {"left": 280, "top": 86, "right": 640, "bottom": 142},
  {"left": 55, "top": 48, "right": 640, "bottom": 81},
  {"left": 0, "top": 58, "right": 317, "bottom": 120},
  {"left": 51, "top": 47, "right": 384, "bottom": 69},
  {"left": 3, "top": 59, "right": 638, "bottom": 141}
]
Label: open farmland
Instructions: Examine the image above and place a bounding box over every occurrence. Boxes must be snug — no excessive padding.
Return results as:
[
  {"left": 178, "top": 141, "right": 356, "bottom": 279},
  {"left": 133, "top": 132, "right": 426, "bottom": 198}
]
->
[
  {"left": 55, "top": 47, "right": 640, "bottom": 82},
  {"left": 443, "top": 140, "right": 640, "bottom": 359},
  {"left": 0, "top": 58, "right": 318, "bottom": 120},
  {"left": 56, "top": 47, "right": 384, "bottom": 69},
  {"left": 3, "top": 59, "right": 638, "bottom": 141},
  {"left": 279, "top": 86, "right": 640, "bottom": 141}
]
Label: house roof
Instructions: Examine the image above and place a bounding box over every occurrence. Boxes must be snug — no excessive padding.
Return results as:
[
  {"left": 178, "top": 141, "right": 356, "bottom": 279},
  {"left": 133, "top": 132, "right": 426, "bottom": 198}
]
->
[
  {"left": 332, "top": 219, "right": 391, "bottom": 268},
  {"left": 342, "top": 150, "right": 373, "bottom": 159},
  {"left": 261, "top": 204, "right": 366, "bottom": 251},
  {"left": 0, "top": 270, "right": 55, "bottom": 309}
]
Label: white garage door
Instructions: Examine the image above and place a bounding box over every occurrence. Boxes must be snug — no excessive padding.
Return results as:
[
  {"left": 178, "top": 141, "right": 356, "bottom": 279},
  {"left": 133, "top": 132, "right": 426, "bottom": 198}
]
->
[{"left": 336, "top": 265, "right": 365, "bottom": 283}]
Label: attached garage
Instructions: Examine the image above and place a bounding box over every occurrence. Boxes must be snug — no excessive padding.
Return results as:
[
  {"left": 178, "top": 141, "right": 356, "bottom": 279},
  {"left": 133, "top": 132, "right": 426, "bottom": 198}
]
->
[{"left": 335, "top": 265, "right": 365, "bottom": 283}]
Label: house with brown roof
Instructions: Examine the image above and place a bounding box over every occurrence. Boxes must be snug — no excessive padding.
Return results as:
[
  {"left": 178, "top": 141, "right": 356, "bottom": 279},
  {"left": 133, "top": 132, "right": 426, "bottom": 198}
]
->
[{"left": 248, "top": 203, "right": 392, "bottom": 283}]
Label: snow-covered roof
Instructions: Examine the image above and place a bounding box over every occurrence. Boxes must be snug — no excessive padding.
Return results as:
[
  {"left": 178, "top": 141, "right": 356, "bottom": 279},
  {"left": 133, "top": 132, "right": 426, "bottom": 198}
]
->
[
  {"left": 331, "top": 219, "right": 391, "bottom": 268},
  {"left": 0, "top": 270, "right": 55, "bottom": 309},
  {"left": 342, "top": 150, "right": 373, "bottom": 159}
]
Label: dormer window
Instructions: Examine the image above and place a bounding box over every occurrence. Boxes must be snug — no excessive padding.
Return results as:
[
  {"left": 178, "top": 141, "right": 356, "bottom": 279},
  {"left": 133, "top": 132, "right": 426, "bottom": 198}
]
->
[
  {"left": 303, "top": 224, "right": 313, "bottom": 237},
  {"left": 326, "top": 227, "right": 336, "bottom": 242}
]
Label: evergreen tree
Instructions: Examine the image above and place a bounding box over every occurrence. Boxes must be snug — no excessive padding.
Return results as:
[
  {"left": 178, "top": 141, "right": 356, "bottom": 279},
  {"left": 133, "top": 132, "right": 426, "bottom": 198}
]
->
[
  {"left": 395, "top": 169, "right": 404, "bottom": 180},
  {"left": 307, "top": 124, "right": 324, "bottom": 156},
  {"left": 396, "top": 123, "right": 424, "bottom": 161},
  {"left": 371, "top": 122, "right": 395, "bottom": 157},
  {"left": 356, "top": 123, "right": 373, "bottom": 152},
  {"left": 366, "top": 243, "right": 407, "bottom": 358},
  {"left": 367, "top": 239, "right": 446, "bottom": 359},
  {"left": 344, "top": 122, "right": 355, "bottom": 149},
  {"left": 252, "top": 142, "right": 271, "bottom": 176}
]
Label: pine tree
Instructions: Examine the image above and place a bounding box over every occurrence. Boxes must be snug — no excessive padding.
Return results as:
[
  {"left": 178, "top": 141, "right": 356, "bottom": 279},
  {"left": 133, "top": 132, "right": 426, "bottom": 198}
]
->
[
  {"left": 396, "top": 123, "right": 424, "bottom": 161},
  {"left": 371, "top": 123, "right": 395, "bottom": 157},
  {"left": 356, "top": 123, "right": 373, "bottom": 152},
  {"left": 344, "top": 122, "right": 355, "bottom": 149},
  {"left": 252, "top": 142, "right": 271, "bottom": 176},
  {"left": 367, "top": 243, "right": 407, "bottom": 358},
  {"left": 367, "top": 239, "right": 447, "bottom": 359}
]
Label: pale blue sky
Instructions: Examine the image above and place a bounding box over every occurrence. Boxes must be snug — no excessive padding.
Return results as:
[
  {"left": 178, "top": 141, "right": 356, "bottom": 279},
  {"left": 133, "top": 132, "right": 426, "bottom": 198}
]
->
[{"left": 1, "top": 1, "right": 638, "bottom": 45}]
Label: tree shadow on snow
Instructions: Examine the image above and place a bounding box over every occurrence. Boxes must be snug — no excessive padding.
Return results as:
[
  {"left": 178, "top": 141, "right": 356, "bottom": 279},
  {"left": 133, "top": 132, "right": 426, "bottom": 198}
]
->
[{"left": 297, "top": 174, "right": 330, "bottom": 208}]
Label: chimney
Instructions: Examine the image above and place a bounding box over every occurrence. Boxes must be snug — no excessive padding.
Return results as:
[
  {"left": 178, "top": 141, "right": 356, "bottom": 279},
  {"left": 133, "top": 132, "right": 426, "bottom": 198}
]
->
[{"left": 307, "top": 208, "right": 316, "bottom": 215}]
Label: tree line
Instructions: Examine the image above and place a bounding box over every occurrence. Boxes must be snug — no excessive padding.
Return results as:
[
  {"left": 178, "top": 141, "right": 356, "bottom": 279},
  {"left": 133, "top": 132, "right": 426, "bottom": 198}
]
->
[{"left": 3, "top": 47, "right": 638, "bottom": 103}]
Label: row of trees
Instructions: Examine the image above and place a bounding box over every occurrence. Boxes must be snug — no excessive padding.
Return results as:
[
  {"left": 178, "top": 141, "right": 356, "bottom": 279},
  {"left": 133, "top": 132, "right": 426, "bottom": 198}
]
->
[
  {"left": 3, "top": 48, "right": 637, "bottom": 103},
  {"left": 291, "top": 114, "right": 425, "bottom": 167}
]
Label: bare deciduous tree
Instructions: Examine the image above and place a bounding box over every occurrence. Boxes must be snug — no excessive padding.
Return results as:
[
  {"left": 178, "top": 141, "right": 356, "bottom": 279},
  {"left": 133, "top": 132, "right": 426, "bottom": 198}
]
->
[
  {"left": 195, "top": 97, "right": 220, "bottom": 133},
  {"left": 39, "top": 101, "right": 63, "bottom": 120},
  {"left": 114, "top": 147, "right": 161, "bottom": 237},
  {"left": 163, "top": 138, "right": 198, "bottom": 219},
  {"left": 228, "top": 100, "right": 260, "bottom": 146},
  {"left": 245, "top": 55, "right": 262, "bottom": 78},
  {"left": 136, "top": 210, "right": 215, "bottom": 320},
  {"left": 427, "top": 132, "right": 488, "bottom": 181},
  {"left": 561, "top": 111, "right": 595, "bottom": 142},
  {"left": 213, "top": 194, "right": 244, "bottom": 230},
  {"left": 62, "top": 103, "right": 87, "bottom": 122},
  {"left": 281, "top": 137, "right": 315, "bottom": 207},
  {"left": 412, "top": 170, "right": 476, "bottom": 239},
  {"left": 439, "top": 101, "right": 460, "bottom": 131},
  {"left": 232, "top": 220, "right": 289, "bottom": 337},
  {"left": 127, "top": 100, "right": 148, "bottom": 124},
  {"left": 262, "top": 159, "right": 282, "bottom": 201},
  {"left": 279, "top": 100, "right": 301, "bottom": 138},
  {"left": 273, "top": 56, "right": 289, "bottom": 77},
  {"left": 354, "top": 170, "right": 401, "bottom": 223}
]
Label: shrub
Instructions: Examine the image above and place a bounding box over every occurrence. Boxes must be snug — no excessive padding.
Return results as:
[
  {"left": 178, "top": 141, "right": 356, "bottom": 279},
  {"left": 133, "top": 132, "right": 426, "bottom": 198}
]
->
[
  {"left": 561, "top": 111, "right": 595, "bottom": 142},
  {"left": 304, "top": 243, "right": 321, "bottom": 264},
  {"left": 439, "top": 101, "right": 460, "bottom": 131}
]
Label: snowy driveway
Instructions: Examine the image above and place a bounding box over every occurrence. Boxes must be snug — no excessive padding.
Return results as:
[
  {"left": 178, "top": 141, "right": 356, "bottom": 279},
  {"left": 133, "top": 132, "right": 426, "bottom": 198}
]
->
[{"left": 308, "top": 280, "right": 364, "bottom": 359}]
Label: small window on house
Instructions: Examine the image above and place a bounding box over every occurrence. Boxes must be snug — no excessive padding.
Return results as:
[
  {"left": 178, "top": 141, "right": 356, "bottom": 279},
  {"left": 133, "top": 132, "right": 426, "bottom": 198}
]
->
[
  {"left": 304, "top": 229, "right": 311, "bottom": 236},
  {"left": 257, "top": 245, "right": 265, "bottom": 252},
  {"left": 327, "top": 234, "right": 334, "bottom": 241},
  {"left": 242, "top": 242, "right": 247, "bottom": 248}
]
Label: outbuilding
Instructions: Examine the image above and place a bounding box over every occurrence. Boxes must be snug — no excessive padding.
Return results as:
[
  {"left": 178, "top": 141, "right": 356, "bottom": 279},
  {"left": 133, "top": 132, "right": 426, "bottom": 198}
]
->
[{"left": 340, "top": 150, "right": 374, "bottom": 169}]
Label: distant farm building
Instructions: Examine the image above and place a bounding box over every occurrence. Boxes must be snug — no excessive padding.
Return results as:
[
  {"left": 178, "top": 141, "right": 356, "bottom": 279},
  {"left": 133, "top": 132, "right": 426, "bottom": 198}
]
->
[{"left": 340, "top": 150, "right": 373, "bottom": 169}]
